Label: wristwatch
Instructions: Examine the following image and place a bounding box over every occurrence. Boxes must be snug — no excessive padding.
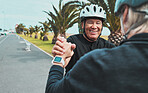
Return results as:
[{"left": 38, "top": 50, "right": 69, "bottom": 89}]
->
[{"left": 52, "top": 56, "right": 65, "bottom": 66}]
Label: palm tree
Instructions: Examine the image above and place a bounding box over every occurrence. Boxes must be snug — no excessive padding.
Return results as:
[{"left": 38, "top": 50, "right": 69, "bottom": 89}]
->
[
  {"left": 47, "top": 18, "right": 59, "bottom": 44},
  {"left": 23, "top": 27, "right": 29, "bottom": 36},
  {"left": 34, "top": 25, "right": 41, "bottom": 39},
  {"left": 29, "top": 26, "right": 34, "bottom": 37},
  {"left": 16, "top": 23, "right": 25, "bottom": 34},
  {"left": 40, "top": 28, "right": 44, "bottom": 40},
  {"left": 44, "top": 0, "right": 81, "bottom": 39},
  {"left": 39, "top": 21, "right": 50, "bottom": 41},
  {"left": 87, "top": 0, "right": 123, "bottom": 46}
]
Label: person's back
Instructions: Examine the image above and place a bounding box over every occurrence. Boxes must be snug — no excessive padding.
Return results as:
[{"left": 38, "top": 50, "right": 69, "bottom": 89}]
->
[
  {"left": 47, "top": 33, "right": 148, "bottom": 93},
  {"left": 71, "top": 33, "right": 148, "bottom": 92}
]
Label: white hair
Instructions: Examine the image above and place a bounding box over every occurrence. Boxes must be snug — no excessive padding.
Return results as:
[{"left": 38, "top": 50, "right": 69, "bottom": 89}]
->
[{"left": 120, "top": 3, "right": 148, "bottom": 37}]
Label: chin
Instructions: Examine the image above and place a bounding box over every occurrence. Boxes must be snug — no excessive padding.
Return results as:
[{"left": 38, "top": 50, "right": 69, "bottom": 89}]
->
[{"left": 89, "top": 37, "right": 98, "bottom": 40}]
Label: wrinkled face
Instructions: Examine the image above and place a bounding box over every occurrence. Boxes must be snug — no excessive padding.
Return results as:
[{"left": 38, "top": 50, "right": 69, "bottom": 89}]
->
[{"left": 82, "top": 19, "right": 103, "bottom": 41}]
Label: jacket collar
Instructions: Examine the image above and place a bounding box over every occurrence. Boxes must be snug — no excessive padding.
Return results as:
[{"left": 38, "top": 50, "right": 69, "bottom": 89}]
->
[{"left": 120, "top": 33, "right": 148, "bottom": 45}]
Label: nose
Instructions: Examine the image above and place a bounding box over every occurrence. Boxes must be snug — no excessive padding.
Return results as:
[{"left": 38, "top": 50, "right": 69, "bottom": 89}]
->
[{"left": 91, "top": 23, "right": 97, "bottom": 29}]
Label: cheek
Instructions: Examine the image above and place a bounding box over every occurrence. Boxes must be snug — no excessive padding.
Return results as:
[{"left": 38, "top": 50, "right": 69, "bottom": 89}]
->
[
  {"left": 96, "top": 24, "right": 102, "bottom": 31},
  {"left": 99, "top": 26, "right": 102, "bottom": 31},
  {"left": 85, "top": 25, "right": 90, "bottom": 32},
  {"left": 85, "top": 29, "right": 89, "bottom": 35}
]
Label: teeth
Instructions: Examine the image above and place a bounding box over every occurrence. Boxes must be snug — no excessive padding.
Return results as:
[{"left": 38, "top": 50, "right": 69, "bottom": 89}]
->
[{"left": 90, "top": 31, "right": 95, "bottom": 32}]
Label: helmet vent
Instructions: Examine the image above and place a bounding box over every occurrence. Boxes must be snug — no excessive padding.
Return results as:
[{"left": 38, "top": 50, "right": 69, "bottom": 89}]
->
[
  {"left": 80, "top": 4, "right": 106, "bottom": 20},
  {"left": 94, "top": 6, "right": 96, "bottom": 12},
  {"left": 83, "top": 11, "right": 85, "bottom": 14},
  {"left": 100, "top": 8, "right": 102, "bottom": 12},
  {"left": 86, "top": 7, "right": 89, "bottom": 12}
]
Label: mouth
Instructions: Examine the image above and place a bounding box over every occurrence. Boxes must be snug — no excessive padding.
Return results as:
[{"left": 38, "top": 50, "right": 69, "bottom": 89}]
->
[{"left": 89, "top": 30, "right": 98, "bottom": 33}]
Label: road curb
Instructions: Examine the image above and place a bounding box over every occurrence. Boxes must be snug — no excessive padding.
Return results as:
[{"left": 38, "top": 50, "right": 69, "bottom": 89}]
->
[{"left": 19, "top": 35, "right": 53, "bottom": 58}]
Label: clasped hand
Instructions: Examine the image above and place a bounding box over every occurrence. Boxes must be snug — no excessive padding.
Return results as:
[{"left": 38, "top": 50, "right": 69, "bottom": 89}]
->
[{"left": 52, "top": 36, "right": 76, "bottom": 67}]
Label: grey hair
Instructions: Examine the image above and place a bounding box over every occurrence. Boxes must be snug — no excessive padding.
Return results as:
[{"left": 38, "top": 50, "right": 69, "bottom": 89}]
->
[{"left": 126, "top": 3, "right": 148, "bottom": 34}]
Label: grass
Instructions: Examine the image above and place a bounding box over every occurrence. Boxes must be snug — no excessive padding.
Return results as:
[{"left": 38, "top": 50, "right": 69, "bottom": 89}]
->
[
  {"left": 19, "top": 33, "right": 54, "bottom": 55},
  {"left": 19, "top": 33, "right": 108, "bottom": 55},
  {"left": 100, "top": 35, "right": 108, "bottom": 40}
]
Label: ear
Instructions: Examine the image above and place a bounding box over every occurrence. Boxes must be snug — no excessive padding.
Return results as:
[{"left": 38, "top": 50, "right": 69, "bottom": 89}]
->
[
  {"left": 81, "top": 22, "right": 84, "bottom": 29},
  {"left": 122, "top": 5, "right": 129, "bottom": 24}
]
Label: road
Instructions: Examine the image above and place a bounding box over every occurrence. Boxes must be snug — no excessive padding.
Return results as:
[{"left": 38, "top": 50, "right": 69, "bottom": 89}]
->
[{"left": 0, "top": 34, "right": 53, "bottom": 93}]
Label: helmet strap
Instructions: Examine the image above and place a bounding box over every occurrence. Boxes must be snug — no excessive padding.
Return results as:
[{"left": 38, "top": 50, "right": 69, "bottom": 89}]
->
[{"left": 83, "top": 20, "right": 93, "bottom": 42}]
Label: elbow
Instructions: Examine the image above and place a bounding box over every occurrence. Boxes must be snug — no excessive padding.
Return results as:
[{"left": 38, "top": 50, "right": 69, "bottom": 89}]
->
[{"left": 45, "top": 83, "right": 55, "bottom": 93}]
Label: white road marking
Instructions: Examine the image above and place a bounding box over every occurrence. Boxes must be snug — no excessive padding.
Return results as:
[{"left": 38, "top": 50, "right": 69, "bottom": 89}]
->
[{"left": 0, "top": 35, "right": 9, "bottom": 45}]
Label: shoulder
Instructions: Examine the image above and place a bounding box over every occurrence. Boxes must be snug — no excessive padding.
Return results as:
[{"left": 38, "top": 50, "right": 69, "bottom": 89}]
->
[
  {"left": 68, "top": 47, "right": 119, "bottom": 80},
  {"left": 98, "top": 37, "right": 115, "bottom": 48},
  {"left": 98, "top": 37, "right": 110, "bottom": 44},
  {"left": 67, "top": 34, "right": 82, "bottom": 39},
  {"left": 67, "top": 34, "right": 83, "bottom": 42},
  {"left": 74, "top": 46, "right": 123, "bottom": 68}
]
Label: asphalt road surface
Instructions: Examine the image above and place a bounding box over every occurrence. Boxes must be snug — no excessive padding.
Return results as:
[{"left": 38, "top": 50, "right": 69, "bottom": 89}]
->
[{"left": 0, "top": 34, "right": 53, "bottom": 93}]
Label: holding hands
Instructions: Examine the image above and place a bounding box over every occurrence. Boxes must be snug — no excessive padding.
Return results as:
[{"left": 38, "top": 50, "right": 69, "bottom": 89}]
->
[{"left": 52, "top": 36, "right": 76, "bottom": 68}]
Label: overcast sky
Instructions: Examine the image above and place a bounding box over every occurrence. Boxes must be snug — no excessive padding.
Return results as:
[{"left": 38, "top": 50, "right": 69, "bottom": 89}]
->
[{"left": 0, "top": 0, "right": 110, "bottom": 35}]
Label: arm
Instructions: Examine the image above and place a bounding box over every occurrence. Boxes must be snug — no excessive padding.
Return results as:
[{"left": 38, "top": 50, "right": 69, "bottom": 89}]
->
[
  {"left": 45, "top": 65, "right": 65, "bottom": 93},
  {"left": 45, "top": 39, "right": 76, "bottom": 93},
  {"left": 46, "top": 49, "right": 107, "bottom": 93}
]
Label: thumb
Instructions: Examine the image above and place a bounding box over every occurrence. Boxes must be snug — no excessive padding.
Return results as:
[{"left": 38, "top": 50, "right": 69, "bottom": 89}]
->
[
  {"left": 71, "top": 44, "right": 76, "bottom": 50},
  {"left": 57, "top": 36, "right": 66, "bottom": 43}
]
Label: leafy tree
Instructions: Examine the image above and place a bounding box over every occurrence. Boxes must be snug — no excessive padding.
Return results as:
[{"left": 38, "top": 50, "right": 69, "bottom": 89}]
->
[
  {"left": 23, "top": 27, "right": 29, "bottom": 36},
  {"left": 39, "top": 21, "right": 50, "bottom": 41},
  {"left": 40, "top": 28, "right": 44, "bottom": 40},
  {"left": 44, "top": 0, "right": 81, "bottom": 43},
  {"left": 16, "top": 23, "right": 25, "bottom": 34},
  {"left": 29, "top": 26, "right": 34, "bottom": 37},
  {"left": 34, "top": 25, "right": 41, "bottom": 39},
  {"left": 46, "top": 18, "right": 59, "bottom": 44}
]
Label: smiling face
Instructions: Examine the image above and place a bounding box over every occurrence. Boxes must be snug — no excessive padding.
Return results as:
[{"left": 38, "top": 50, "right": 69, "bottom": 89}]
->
[{"left": 82, "top": 18, "right": 103, "bottom": 41}]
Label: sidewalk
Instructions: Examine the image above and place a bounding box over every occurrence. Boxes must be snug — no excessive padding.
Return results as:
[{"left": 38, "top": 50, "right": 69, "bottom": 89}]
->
[{"left": 0, "top": 34, "right": 53, "bottom": 93}]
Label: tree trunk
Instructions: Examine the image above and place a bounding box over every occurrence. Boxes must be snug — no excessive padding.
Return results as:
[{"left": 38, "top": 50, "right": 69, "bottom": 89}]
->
[
  {"left": 30, "top": 34, "right": 32, "bottom": 37},
  {"left": 40, "top": 36, "right": 43, "bottom": 40},
  {"left": 108, "top": 32, "right": 123, "bottom": 46},
  {"left": 35, "top": 34, "right": 38, "bottom": 39},
  {"left": 43, "top": 35, "right": 48, "bottom": 41},
  {"left": 24, "top": 32, "right": 26, "bottom": 36},
  {"left": 52, "top": 35, "right": 58, "bottom": 44},
  {"left": 60, "top": 32, "right": 66, "bottom": 38}
]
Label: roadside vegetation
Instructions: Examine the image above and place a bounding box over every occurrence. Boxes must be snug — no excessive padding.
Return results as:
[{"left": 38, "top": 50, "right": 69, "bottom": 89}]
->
[
  {"left": 18, "top": 32, "right": 75, "bottom": 55},
  {"left": 19, "top": 33, "right": 54, "bottom": 54},
  {"left": 16, "top": 0, "right": 121, "bottom": 55}
]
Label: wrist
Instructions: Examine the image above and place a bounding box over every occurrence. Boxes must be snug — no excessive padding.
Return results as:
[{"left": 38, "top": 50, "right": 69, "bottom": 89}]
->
[
  {"left": 52, "top": 62, "right": 63, "bottom": 67},
  {"left": 52, "top": 56, "right": 65, "bottom": 68},
  {"left": 55, "top": 55, "right": 66, "bottom": 62}
]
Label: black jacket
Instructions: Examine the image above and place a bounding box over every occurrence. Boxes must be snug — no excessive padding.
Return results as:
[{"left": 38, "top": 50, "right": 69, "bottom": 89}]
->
[
  {"left": 46, "top": 33, "right": 148, "bottom": 93},
  {"left": 66, "top": 34, "right": 115, "bottom": 72}
]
